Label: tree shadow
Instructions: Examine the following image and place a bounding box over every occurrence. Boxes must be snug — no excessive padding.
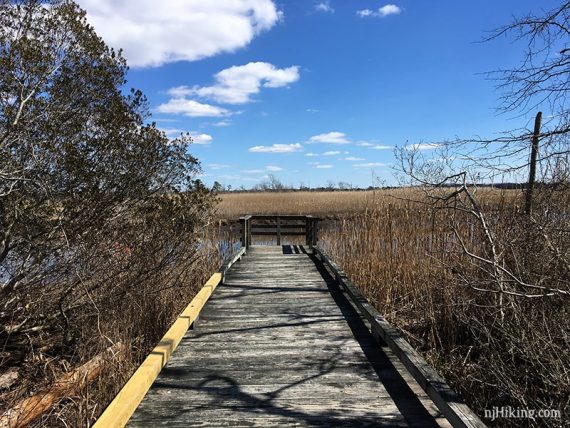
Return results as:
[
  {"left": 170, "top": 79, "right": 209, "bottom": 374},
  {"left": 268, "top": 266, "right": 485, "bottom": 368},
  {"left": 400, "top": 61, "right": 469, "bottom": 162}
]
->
[{"left": 129, "top": 252, "right": 444, "bottom": 427}]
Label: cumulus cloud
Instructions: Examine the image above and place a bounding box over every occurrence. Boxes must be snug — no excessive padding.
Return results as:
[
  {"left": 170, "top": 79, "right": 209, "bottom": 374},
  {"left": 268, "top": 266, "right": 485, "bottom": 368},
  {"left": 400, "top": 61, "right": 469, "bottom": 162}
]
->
[
  {"left": 77, "top": 0, "right": 281, "bottom": 68},
  {"left": 344, "top": 156, "right": 365, "bottom": 161},
  {"left": 159, "top": 127, "right": 186, "bottom": 137},
  {"left": 356, "top": 9, "right": 374, "bottom": 17},
  {"left": 211, "top": 120, "right": 231, "bottom": 127},
  {"left": 208, "top": 163, "right": 230, "bottom": 170},
  {"left": 156, "top": 98, "right": 231, "bottom": 117},
  {"left": 315, "top": 2, "right": 334, "bottom": 13},
  {"left": 305, "top": 153, "right": 319, "bottom": 157},
  {"left": 372, "top": 145, "right": 392, "bottom": 150},
  {"left": 378, "top": 4, "right": 401, "bottom": 16},
  {"left": 159, "top": 128, "right": 213, "bottom": 144},
  {"left": 323, "top": 151, "right": 341, "bottom": 156},
  {"left": 189, "top": 133, "right": 213, "bottom": 144},
  {"left": 171, "top": 62, "right": 300, "bottom": 105},
  {"left": 308, "top": 131, "right": 350, "bottom": 144},
  {"left": 249, "top": 143, "right": 302, "bottom": 153},
  {"left": 357, "top": 4, "right": 401, "bottom": 18},
  {"left": 266, "top": 165, "right": 283, "bottom": 171},
  {"left": 356, "top": 141, "right": 374, "bottom": 147}
]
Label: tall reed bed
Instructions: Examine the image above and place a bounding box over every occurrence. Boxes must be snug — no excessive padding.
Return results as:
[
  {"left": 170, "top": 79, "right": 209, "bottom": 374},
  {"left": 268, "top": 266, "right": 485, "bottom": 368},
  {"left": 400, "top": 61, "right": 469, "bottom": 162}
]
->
[
  {"left": 318, "top": 193, "right": 569, "bottom": 426},
  {"left": 217, "top": 190, "right": 389, "bottom": 218}
]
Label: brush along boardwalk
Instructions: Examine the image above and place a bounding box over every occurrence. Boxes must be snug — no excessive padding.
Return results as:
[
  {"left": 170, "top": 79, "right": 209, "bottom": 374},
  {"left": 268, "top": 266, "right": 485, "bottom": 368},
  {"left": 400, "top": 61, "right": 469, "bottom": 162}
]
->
[{"left": 97, "top": 216, "right": 485, "bottom": 427}]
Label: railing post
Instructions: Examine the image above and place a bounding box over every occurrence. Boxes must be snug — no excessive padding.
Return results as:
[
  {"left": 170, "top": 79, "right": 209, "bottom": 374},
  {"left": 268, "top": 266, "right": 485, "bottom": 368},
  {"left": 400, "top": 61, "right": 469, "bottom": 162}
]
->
[
  {"left": 240, "top": 216, "right": 252, "bottom": 250},
  {"left": 239, "top": 217, "right": 246, "bottom": 249},
  {"left": 311, "top": 218, "right": 319, "bottom": 247},
  {"left": 246, "top": 216, "right": 251, "bottom": 249},
  {"left": 276, "top": 216, "right": 281, "bottom": 245}
]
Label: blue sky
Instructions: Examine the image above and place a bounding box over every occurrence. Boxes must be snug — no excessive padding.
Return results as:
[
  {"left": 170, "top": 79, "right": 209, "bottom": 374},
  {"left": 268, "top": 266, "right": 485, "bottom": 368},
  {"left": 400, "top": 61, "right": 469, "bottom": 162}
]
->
[{"left": 77, "top": 0, "right": 547, "bottom": 188}]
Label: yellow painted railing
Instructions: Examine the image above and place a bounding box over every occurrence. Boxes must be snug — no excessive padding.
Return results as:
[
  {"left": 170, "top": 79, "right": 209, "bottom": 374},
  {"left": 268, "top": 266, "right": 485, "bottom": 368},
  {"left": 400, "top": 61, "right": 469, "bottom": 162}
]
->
[{"left": 93, "top": 273, "right": 222, "bottom": 428}]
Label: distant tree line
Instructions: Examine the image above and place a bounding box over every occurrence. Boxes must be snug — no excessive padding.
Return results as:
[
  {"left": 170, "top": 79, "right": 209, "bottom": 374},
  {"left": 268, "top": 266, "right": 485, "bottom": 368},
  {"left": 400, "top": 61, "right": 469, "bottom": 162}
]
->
[{"left": 212, "top": 174, "right": 541, "bottom": 193}]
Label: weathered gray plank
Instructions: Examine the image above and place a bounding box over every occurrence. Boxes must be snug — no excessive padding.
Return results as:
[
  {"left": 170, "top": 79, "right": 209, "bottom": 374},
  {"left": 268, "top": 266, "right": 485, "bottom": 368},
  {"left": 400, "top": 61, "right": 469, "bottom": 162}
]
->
[{"left": 127, "top": 246, "right": 451, "bottom": 428}]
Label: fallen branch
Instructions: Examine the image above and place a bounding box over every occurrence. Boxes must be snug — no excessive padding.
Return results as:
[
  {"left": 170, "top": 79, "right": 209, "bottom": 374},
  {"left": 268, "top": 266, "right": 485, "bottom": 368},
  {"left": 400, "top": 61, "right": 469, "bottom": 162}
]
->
[{"left": 0, "top": 342, "right": 127, "bottom": 428}]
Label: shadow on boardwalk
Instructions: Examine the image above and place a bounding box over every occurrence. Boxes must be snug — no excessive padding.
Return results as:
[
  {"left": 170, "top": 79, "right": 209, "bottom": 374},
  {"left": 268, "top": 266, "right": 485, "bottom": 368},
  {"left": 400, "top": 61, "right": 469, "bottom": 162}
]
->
[{"left": 128, "top": 246, "right": 445, "bottom": 427}]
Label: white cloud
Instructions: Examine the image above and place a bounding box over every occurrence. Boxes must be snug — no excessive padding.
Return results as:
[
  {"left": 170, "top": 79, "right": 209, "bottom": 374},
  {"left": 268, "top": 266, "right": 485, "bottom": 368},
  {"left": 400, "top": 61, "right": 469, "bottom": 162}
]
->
[
  {"left": 309, "top": 161, "right": 333, "bottom": 169},
  {"left": 357, "top": 4, "right": 401, "bottom": 18},
  {"left": 372, "top": 145, "right": 392, "bottom": 150},
  {"left": 406, "top": 143, "right": 441, "bottom": 150},
  {"left": 356, "top": 9, "right": 374, "bottom": 17},
  {"left": 309, "top": 131, "right": 350, "bottom": 144},
  {"left": 306, "top": 108, "right": 319, "bottom": 113},
  {"left": 174, "top": 62, "right": 300, "bottom": 105},
  {"left": 344, "top": 156, "right": 365, "bottom": 161},
  {"left": 315, "top": 2, "right": 334, "bottom": 13},
  {"left": 241, "top": 169, "right": 265, "bottom": 174},
  {"left": 78, "top": 0, "right": 281, "bottom": 68},
  {"left": 153, "top": 117, "right": 180, "bottom": 123},
  {"left": 305, "top": 153, "right": 319, "bottom": 157},
  {"left": 378, "top": 4, "right": 401, "bottom": 16},
  {"left": 323, "top": 151, "right": 341, "bottom": 156},
  {"left": 249, "top": 143, "right": 302, "bottom": 153},
  {"left": 208, "top": 163, "right": 230, "bottom": 170},
  {"left": 189, "top": 133, "right": 213, "bottom": 145},
  {"left": 266, "top": 165, "right": 283, "bottom": 171},
  {"left": 160, "top": 127, "right": 186, "bottom": 137},
  {"left": 156, "top": 98, "right": 232, "bottom": 117},
  {"left": 211, "top": 120, "right": 231, "bottom": 127},
  {"left": 356, "top": 141, "right": 374, "bottom": 147},
  {"left": 355, "top": 162, "right": 386, "bottom": 168},
  {"left": 160, "top": 128, "right": 213, "bottom": 144}
]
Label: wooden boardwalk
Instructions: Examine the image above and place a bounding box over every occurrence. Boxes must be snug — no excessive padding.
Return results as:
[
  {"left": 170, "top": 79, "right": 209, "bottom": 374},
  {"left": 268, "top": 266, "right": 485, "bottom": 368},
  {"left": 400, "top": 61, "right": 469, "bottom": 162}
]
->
[{"left": 127, "top": 246, "right": 451, "bottom": 427}]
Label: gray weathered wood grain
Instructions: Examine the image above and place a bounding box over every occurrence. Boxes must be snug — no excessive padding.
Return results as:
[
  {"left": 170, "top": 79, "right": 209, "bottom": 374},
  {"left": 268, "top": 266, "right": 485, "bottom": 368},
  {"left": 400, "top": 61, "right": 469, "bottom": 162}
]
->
[{"left": 127, "top": 246, "right": 452, "bottom": 428}]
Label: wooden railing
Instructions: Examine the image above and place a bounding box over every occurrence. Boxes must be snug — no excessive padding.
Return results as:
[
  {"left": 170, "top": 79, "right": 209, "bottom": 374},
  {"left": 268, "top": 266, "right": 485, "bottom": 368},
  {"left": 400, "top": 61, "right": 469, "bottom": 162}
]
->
[
  {"left": 313, "top": 247, "right": 486, "bottom": 428},
  {"left": 92, "top": 247, "right": 246, "bottom": 428},
  {"left": 239, "top": 215, "right": 319, "bottom": 248}
]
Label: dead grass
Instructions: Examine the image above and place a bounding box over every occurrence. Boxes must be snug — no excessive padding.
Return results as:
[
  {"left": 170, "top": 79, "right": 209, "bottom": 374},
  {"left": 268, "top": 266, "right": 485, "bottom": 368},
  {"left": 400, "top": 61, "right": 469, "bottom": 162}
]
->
[
  {"left": 216, "top": 190, "right": 392, "bottom": 218},
  {"left": 216, "top": 188, "right": 517, "bottom": 219}
]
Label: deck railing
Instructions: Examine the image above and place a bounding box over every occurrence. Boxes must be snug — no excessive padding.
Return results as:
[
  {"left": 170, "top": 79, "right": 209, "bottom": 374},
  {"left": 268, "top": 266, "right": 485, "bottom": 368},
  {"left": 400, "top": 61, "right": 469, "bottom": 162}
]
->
[{"left": 239, "top": 215, "right": 319, "bottom": 248}]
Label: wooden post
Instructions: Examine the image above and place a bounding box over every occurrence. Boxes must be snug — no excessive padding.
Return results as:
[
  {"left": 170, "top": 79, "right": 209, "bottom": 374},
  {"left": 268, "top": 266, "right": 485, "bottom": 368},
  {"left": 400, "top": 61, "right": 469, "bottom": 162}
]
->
[
  {"left": 245, "top": 216, "right": 251, "bottom": 250},
  {"left": 306, "top": 216, "right": 318, "bottom": 247},
  {"left": 525, "top": 111, "right": 542, "bottom": 216},
  {"left": 312, "top": 218, "right": 319, "bottom": 247},
  {"left": 239, "top": 217, "right": 246, "bottom": 248},
  {"left": 276, "top": 216, "right": 281, "bottom": 245}
]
